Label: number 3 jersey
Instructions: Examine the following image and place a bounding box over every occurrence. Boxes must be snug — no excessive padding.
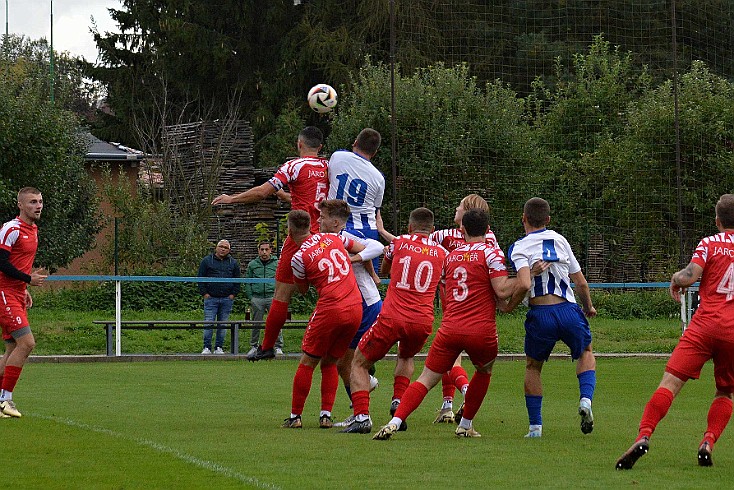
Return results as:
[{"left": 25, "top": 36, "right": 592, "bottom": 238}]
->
[
  {"left": 327, "top": 150, "right": 385, "bottom": 232},
  {"left": 508, "top": 228, "right": 581, "bottom": 304},
  {"left": 689, "top": 231, "right": 734, "bottom": 339},
  {"left": 381, "top": 234, "right": 447, "bottom": 323},
  {"left": 291, "top": 232, "right": 362, "bottom": 309},
  {"left": 269, "top": 156, "right": 329, "bottom": 234},
  {"left": 442, "top": 243, "right": 508, "bottom": 333}
]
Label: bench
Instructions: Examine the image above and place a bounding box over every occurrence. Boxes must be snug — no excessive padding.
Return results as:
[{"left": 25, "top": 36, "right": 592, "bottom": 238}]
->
[{"left": 93, "top": 319, "right": 310, "bottom": 356}]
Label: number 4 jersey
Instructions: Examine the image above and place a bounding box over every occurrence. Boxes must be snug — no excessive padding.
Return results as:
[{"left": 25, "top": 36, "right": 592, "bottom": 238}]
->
[
  {"left": 689, "top": 231, "right": 734, "bottom": 339},
  {"left": 291, "top": 232, "right": 362, "bottom": 309}
]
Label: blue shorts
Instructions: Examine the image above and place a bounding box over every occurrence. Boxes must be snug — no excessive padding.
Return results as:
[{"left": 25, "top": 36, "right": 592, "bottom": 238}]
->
[
  {"left": 524, "top": 302, "right": 591, "bottom": 361},
  {"left": 350, "top": 299, "right": 383, "bottom": 349}
]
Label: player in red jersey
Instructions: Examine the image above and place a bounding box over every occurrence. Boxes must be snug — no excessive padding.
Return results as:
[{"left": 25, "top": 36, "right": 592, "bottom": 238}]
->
[
  {"left": 373, "top": 208, "right": 516, "bottom": 439},
  {"left": 212, "top": 126, "right": 329, "bottom": 361},
  {"left": 341, "top": 207, "right": 447, "bottom": 434},
  {"left": 280, "top": 209, "right": 368, "bottom": 429},
  {"left": 378, "top": 193, "right": 498, "bottom": 423},
  {"left": 616, "top": 194, "right": 734, "bottom": 469},
  {"left": 0, "top": 187, "right": 47, "bottom": 418}
]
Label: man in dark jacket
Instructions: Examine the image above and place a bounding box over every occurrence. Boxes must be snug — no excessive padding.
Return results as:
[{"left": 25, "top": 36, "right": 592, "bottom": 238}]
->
[
  {"left": 245, "top": 241, "right": 282, "bottom": 356},
  {"left": 198, "top": 240, "right": 241, "bottom": 354}
]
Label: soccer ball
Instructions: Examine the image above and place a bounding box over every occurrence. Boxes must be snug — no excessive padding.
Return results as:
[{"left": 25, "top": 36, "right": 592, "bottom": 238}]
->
[{"left": 307, "top": 84, "right": 338, "bottom": 113}]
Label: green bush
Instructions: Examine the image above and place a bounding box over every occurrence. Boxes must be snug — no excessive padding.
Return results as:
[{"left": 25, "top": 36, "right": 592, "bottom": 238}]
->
[{"left": 590, "top": 289, "right": 678, "bottom": 319}]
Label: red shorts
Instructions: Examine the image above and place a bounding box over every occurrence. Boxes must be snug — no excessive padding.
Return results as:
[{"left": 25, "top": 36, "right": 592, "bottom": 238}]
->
[
  {"left": 357, "top": 314, "right": 432, "bottom": 362},
  {"left": 0, "top": 290, "right": 29, "bottom": 341},
  {"left": 666, "top": 326, "right": 734, "bottom": 393},
  {"left": 275, "top": 236, "right": 299, "bottom": 284},
  {"left": 301, "top": 304, "right": 362, "bottom": 359},
  {"left": 425, "top": 326, "right": 498, "bottom": 374}
]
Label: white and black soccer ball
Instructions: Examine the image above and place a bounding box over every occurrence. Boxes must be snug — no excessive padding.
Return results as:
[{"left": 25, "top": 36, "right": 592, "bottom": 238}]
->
[{"left": 307, "top": 84, "right": 338, "bottom": 114}]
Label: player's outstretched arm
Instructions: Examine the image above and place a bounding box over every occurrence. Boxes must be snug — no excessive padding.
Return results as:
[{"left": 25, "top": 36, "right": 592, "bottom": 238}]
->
[
  {"left": 212, "top": 182, "right": 275, "bottom": 206},
  {"left": 570, "top": 271, "right": 596, "bottom": 317},
  {"left": 669, "top": 261, "right": 703, "bottom": 302}
]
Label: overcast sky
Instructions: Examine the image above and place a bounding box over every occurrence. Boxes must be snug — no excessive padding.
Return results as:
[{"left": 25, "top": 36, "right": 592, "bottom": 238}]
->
[{"left": 2, "top": 0, "right": 119, "bottom": 62}]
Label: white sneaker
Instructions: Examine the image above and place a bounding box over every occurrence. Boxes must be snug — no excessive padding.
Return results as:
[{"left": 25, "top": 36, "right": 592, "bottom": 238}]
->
[
  {"left": 275, "top": 348, "right": 284, "bottom": 356},
  {"left": 525, "top": 424, "right": 542, "bottom": 438},
  {"left": 201, "top": 347, "right": 212, "bottom": 354},
  {"left": 246, "top": 347, "right": 258, "bottom": 356},
  {"left": 214, "top": 347, "right": 225, "bottom": 354}
]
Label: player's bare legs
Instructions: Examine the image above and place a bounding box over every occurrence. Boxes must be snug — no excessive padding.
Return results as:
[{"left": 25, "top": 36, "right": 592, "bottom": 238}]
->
[
  {"left": 524, "top": 356, "right": 544, "bottom": 437},
  {"left": 341, "top": 348, "right": 375, "bottom": 433},
  {"left": 0, "top": 332, "right": 36, "bottom": 417},
  {"left": 575, "top": 344, "right": 597, "bottom": 434},
  {"left": 436, "top": 354, "right": 469, "bottom": 423}
]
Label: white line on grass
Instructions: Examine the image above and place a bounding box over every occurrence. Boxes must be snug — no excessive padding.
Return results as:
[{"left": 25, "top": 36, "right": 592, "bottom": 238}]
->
[{"left": 30, "top": 413, "right": 280, "bottom": 490}]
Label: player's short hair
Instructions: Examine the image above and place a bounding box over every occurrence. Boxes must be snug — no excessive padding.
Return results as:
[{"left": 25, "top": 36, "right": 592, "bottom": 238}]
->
[
  {"left": 524, "top": 197, "right": 550, "bottom": 228},
  {"left": 18, "top": 187, "right": 41, "bottom": 201},
  {"left": 318, "top": 199, "right": 351, "bottom": 223},
  {"left": 462, "top": 209, "right": 489, "bottom": 238},
  {"left": 461, "top": 194, "right": 490, "bottom": 213},
  {"left": 287, "top": 210, "right": 311, "bottom": 234},
  {"left": 409, "top": 207, "right": 434, "bottom": 233},
  {"left": 354, "top": 128, "right": 381, "bottom": 156},
  {"left": 257, "top": 241, "right": 272, "bottom": 250},
  {"left": 299, "top": 126, "right": 324, "bottom": 149},
  {"left": 716, "top": 194, "right": 734, "bottom": 228}
]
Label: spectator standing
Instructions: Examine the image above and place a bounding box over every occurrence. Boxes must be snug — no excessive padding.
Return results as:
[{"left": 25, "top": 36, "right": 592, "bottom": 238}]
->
[
  {"left": 245, "top": 241, "right": 283, "bottom": 356},
  {"left": 198, "top": 239, "right": 241, "bottom": 354}
]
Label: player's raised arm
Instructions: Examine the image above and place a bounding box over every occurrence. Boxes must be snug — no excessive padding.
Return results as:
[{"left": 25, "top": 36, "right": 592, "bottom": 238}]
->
[{"left": 376, "top": 210, "right": 396, "bottom": 242}]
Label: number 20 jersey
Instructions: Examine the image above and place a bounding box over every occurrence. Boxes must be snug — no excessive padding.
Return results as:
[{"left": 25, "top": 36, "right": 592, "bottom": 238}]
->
[
  {"left": 380, "top": 234, "right": 446, "bottom": 322},
  {"left": 689, "top": 231, "right": 734, "bottom": 339},
  {"left": 291, "top": 232, "right": 362, "bottom": 309}
]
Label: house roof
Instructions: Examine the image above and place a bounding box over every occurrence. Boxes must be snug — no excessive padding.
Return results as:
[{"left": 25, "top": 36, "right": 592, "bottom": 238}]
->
[{"left": 83, "top": 133, "right": 145, "bottom": 162}]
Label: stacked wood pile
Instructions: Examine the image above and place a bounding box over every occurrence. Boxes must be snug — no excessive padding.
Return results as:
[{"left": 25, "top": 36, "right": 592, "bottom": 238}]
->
[{"left": 164, "top": 120, "right": 291, "bottom": 264}]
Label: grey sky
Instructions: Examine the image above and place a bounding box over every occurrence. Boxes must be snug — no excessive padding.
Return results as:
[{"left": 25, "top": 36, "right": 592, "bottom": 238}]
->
[{"left": 2, "top": 0, "right": 119, "bottom": 62}]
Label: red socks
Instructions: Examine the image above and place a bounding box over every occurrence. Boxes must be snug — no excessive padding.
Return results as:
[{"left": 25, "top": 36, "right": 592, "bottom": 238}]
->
[
  {"left": 395, "top": 382, "right": 429, "bottom": 420},
  {"left": 638, "top": 387, "right": 674, "bottom": 439},
  {"left": 462, "top": 371, "right": 491, "bottom": 421},
  {"left": 450, "top": 365, "right": 470, "bottom": 393},
  {"left": 441, "top": 372, "right": 455, "bottom": 399},
  {"left": 1, "top": 365, "right": 21, "bottom": 393},
  {"left": 291, "top": 364, "right": 314, "bottom": 416},
  {"left": 392, "top": 375, "right": 410, "bottom": 402},
  {"left": 262, "top": 299, "right": 289, "bottom": 350},
  {"left": 352, "top": 390, "right": 370, "bottom": 417},
  {"left": 702, "top": 396, "right": 733, "bottom": 445},
  {"left": 320, "top": 363, "right": 339, "bottom": 413}
]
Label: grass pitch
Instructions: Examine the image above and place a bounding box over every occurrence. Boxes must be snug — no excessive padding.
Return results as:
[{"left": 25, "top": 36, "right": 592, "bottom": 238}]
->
[{"left": 6, "top": 358, "right": 733, "bottom": 489}]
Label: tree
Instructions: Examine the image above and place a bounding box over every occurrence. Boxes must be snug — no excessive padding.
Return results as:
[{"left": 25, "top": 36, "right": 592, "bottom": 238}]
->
[{"left": 0, "top": 37, "right": 101, "bottom": 271}]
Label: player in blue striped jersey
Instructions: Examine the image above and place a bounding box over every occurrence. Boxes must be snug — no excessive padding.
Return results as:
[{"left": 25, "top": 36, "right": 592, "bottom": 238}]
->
[
  {"left": 327, "top": 128, "right": 385, "bottom": 272},
  {"left": 506, "top": 197, "right": 597, "bottom": 438}
]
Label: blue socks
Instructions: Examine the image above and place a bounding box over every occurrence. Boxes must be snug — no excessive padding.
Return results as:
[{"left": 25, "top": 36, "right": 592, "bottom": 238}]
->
[
  {"left": 525, "top": 395, "right": 543, "bottom": 426},
  {"left": 577, "top": 370, "right": 596, "bottom": 401}
]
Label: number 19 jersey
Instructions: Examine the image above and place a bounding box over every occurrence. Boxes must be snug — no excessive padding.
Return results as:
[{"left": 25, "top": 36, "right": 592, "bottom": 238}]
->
[
  {"left": 381, "top": 234, "right": 446, "bottom": 322},
  {"left": 327, "top": 150, "right": 385, "bottom": 232}
]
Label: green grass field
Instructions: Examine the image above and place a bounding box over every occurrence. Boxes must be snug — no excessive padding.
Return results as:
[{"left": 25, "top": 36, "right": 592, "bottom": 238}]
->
[{"left": 5, "top": 358, "right": 733, "bottom": 489}]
